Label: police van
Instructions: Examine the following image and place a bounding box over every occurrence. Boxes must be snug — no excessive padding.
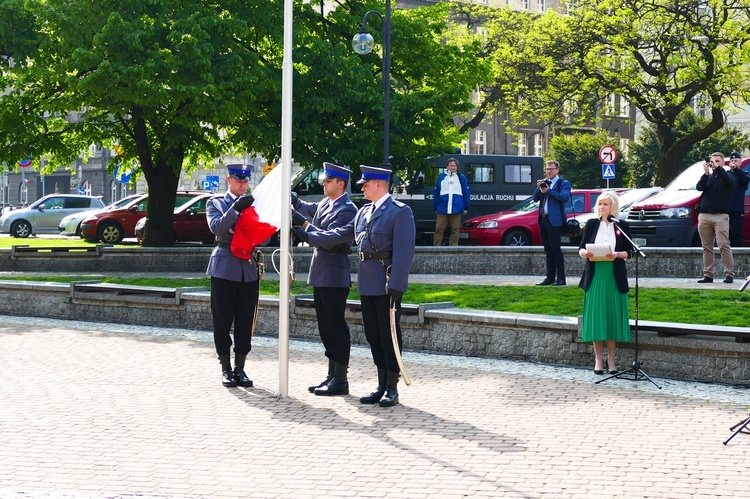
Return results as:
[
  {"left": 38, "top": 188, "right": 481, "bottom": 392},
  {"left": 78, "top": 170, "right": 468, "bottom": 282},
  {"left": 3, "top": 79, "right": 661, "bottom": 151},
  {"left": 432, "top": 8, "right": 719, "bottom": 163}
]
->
[{"left": 291, "top": 154, "right": 545, "bottom": 244}]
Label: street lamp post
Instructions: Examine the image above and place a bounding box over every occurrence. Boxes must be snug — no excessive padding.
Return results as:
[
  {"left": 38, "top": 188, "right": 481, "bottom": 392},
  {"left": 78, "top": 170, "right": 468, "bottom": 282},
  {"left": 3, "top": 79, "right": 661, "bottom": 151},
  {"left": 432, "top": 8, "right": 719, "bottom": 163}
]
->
[{"left": 352, "top": 2, "right": 391, "bottom": 170}]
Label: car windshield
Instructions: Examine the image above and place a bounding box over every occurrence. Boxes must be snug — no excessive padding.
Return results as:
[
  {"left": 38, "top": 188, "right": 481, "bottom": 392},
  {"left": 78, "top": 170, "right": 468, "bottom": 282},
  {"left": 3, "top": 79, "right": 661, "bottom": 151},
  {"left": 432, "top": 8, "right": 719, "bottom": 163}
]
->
[
  {"left": 665, "top": 162, "right": 713, "bottom": 192},
  {"left": 107, "top": 195, "right": 141, "bottom": 210},
  {"left": 508, "top": 196, "right": 539, "bottom": 212}
]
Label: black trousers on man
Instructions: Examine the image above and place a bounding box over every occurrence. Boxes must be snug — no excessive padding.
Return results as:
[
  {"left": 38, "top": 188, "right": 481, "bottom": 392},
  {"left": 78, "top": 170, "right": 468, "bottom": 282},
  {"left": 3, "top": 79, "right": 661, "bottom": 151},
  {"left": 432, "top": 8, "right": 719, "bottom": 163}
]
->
[
  {"left": 539, "top": 215, "right": 565, "bottom": 282},
  {"left": 360, "top": 295, "right": 403, "bottom": 374},
  {"left": 313, "top": 287, "right": 351, "bottom": 365},
  {"left": 210, "top": 276, "right": 259, "bottom": 356},
  {"left": 729, "top": 211, "right": 744, "bottom": 247}
]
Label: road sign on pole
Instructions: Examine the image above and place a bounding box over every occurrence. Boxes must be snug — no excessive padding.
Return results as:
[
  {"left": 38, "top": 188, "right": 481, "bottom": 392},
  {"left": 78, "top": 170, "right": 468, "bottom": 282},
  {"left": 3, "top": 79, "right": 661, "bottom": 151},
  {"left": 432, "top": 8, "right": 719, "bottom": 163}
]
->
[
  {"left": 602, "top": 164, "right": 616, "bottom": 179},
  {"left": 599, "top": 145, "right": 618, "bottom": 164}
]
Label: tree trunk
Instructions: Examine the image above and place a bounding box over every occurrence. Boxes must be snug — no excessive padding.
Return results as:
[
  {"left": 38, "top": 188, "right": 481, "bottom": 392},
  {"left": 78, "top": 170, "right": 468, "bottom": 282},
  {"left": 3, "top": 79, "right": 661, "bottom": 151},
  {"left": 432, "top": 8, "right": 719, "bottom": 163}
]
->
[{"left": 141, "top": 159, "right": 180, "bottom": 247}]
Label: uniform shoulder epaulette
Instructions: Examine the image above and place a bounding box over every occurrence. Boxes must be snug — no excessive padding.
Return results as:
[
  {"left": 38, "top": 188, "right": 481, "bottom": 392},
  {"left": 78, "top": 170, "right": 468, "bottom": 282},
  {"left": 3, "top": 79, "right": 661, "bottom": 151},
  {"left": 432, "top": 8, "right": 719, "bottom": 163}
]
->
[{"left": 392, "top": 199, "right": 407, "bottom": 208}]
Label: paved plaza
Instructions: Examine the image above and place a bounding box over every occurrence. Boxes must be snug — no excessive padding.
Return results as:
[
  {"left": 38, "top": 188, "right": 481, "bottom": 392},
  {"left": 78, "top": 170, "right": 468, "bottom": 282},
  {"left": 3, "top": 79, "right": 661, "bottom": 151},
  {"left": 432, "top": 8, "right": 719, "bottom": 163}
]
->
[{"left": 1, "top": 314, "right": 750, "bottom": 498}]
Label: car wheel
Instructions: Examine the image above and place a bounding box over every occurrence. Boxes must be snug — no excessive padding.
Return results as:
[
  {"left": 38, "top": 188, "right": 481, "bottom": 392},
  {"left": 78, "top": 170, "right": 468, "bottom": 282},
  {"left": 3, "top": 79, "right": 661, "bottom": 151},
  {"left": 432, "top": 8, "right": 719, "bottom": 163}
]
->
[
  {"left": 97, "top": 221, "right": 124, "bottom": 244},
  {"left": 502, "top": 229, "right": 531, "bottom": 246},
  {"left": 75, "top": 222, "right": 83, "bottom": 237},
  {"left": 10, "top": 220, "right": 32, "bottom": 238}
]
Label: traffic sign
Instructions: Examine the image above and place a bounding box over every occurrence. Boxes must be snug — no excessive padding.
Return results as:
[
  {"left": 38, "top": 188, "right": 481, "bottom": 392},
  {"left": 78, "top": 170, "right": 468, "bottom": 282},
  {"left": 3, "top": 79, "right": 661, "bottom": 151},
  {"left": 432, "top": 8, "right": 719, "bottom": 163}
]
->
[
  {"left": 599, "top": 145, "right": 618, "bottom": 164},
  {"left": 113, "top": 164, "right": 132, "bottom": 184},
  {"left": 602, "top": 163, "right": 616, "bottom": 179},
  {"left": 18, "top": 156, "right": 32, "bottom": 168},
  {"left": 201, "top": 180, "right": 211, "bottom": 190},
  {"left": 206, "top": 175, "right": 220, "bottom": 188}
]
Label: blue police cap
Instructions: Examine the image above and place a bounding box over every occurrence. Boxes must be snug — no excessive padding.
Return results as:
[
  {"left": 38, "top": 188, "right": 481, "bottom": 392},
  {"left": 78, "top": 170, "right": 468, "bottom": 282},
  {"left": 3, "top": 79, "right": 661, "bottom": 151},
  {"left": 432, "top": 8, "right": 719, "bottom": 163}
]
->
[
  {"left": 323, "top": 162, "right": 351, "bottom": 181},
  {"left": 356, "top": 164, "right": 392, "bottom": 185},
  {"left": 730, "top": 152, "right": 742, "bottom": 159},
  {"left": 227, "top": 164, "right": 253, "bottom": 181}
]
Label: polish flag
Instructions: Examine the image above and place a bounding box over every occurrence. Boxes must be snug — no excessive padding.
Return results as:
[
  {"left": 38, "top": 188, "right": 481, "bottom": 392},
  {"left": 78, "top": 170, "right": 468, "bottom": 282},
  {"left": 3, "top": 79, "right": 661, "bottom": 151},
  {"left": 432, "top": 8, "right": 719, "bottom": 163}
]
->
[{"left": 231, "top": 166, "right": 283, "bottom": 259}]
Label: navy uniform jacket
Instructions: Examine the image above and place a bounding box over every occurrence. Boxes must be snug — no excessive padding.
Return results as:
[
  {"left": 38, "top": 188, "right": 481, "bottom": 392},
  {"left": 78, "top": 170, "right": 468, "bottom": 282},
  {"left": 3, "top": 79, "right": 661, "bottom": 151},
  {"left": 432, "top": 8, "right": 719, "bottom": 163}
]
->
[
  {"left": 297, "top": 194, "right": 357, "bottom": 288},
  {"left": 305, "top": 196, "right": 416, "bottom": 296},
  {"left": 205, "top": 192, "right": 258, "bottom": 282},
  {"left": 578, "top": 218, "right": 633, "bottom": 294},
  {"left": 533, "top": 177, "right": 572, "bottom": 227}
]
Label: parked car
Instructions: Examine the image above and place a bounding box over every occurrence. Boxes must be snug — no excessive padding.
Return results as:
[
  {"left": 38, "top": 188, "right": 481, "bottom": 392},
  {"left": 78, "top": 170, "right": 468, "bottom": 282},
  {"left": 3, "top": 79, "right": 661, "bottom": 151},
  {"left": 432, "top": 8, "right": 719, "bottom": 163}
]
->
[
  {"left": 627, "top": 158, "right": 750, "bottom": 247},
  {"left": 58, "top": 194, "right": 144, "bottom": 237},
  {"left": 459, "top": 189, "right": 610, "bottom": 246},
  {"left": 80, "top": 192, "right": 205, "bottom": 244},
  {"left": 134, "top": 194, "right": 215, "bottom": 244},
  {"left": 0, "top": 194, "right": 105, "bottom": 238},
  {"left": 569, "top": 187, "right": 663, "bottom": 245}
]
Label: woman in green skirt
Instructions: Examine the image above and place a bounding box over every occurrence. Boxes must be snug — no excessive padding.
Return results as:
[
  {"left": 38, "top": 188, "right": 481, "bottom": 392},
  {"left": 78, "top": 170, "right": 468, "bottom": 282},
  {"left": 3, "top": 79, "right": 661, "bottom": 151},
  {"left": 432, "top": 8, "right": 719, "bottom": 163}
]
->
[{"left": 578, "top": 191, "right": 633, "bottom": 374}]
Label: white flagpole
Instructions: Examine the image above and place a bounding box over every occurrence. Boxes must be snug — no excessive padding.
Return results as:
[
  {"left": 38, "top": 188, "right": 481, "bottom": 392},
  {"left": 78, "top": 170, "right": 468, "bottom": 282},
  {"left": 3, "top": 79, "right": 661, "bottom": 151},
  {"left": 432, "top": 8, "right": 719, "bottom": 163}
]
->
[{"left": 278, "top": 0, "right": 294, "bottom": 398}]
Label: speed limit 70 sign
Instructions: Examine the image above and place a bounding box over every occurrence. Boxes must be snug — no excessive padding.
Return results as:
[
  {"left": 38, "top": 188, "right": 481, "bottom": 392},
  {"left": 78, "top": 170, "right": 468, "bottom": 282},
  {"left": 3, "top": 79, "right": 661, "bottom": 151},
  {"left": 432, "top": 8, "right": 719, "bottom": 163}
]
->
[{"left": 599, "top": 145, "right": 618, "bottom": 164}]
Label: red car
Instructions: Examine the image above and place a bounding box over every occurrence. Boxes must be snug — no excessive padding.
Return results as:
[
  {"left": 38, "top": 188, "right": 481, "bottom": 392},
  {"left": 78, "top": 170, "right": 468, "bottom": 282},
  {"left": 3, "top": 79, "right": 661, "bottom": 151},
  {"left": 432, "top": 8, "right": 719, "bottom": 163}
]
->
[
  {"left": 135, "top": 194, "right": 215, "bottom": 244},
  {"left": 459, "top": 189, "right": 609, "bottom": 246},
  {"left": 80, "top": 192, "right": 206, "bottom": 244}
]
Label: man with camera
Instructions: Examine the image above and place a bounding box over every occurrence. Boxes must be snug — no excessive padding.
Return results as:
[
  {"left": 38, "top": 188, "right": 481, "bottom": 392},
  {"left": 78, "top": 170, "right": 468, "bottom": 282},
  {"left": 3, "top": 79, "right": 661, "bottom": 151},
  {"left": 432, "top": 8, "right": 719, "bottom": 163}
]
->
[
  {"left": 533, "top": 160, "right": 572, "bottom": 286},
  {"left": 697, "top": 152, "right": 736, "bottom": 283}
]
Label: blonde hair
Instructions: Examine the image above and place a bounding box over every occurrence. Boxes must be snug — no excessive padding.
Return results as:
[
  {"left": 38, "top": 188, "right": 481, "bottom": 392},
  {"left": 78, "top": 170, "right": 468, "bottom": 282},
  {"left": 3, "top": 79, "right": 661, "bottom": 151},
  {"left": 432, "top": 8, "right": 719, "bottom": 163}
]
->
[{"left": 596, "top": 190, "right": 620, "bottom": 217}]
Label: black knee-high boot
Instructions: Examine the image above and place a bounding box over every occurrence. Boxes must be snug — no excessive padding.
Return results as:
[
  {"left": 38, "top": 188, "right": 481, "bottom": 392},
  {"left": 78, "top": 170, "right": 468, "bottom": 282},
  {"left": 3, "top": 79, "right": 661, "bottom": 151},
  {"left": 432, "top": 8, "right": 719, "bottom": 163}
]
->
[
  {"left": 359, "top": 368, "right": 386, "bottom": 404},
  {"left": 219, "top": 354, "right": 236, "bottom": 387},
  {"left": 379, "top": 371, "right": 399, "bottom": 407},
  {"left": 309, "top": 358, "right": 335, "bottom": 393},
  {"left": 314, "top": 362, "right": 349, "bottom": 396}
]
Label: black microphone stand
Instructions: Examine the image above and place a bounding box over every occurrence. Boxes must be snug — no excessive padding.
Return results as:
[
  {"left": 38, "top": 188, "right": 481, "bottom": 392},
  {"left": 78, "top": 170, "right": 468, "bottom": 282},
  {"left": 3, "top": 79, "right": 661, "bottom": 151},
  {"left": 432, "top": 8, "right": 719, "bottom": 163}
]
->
[
  {"left": 597, "top": 218, "right": 661, "bottom": 389},
  {"left": 723, "top": 274, "right": 750, "bottom": 444}
]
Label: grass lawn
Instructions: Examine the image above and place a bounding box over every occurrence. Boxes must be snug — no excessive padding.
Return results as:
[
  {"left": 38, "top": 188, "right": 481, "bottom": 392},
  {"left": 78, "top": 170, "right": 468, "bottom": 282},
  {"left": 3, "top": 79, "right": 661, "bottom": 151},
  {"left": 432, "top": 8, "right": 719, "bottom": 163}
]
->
[{"left": 4, "top": 275, "right": 749, "bottom": 327}]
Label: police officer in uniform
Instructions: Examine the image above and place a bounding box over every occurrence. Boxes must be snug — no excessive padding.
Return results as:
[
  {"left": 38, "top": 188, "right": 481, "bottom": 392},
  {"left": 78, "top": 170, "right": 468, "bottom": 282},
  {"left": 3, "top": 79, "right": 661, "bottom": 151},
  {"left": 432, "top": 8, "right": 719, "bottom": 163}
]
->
[
  {"left": 291, "top": 163, "right": 357, "bottom": 396},
  {"left": 293, "top": 165, "right": 416, "bottom": 407},
  {"left": 206, "top": 164, "right": 258, "bottom": 388}
]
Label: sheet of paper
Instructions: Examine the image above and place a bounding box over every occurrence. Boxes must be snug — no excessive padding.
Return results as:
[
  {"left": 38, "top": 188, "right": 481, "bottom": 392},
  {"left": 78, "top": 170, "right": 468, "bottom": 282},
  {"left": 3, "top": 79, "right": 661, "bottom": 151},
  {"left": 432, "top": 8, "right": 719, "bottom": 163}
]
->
[{"left": 586, "top": 243, "right": 613, "bottom": 261}]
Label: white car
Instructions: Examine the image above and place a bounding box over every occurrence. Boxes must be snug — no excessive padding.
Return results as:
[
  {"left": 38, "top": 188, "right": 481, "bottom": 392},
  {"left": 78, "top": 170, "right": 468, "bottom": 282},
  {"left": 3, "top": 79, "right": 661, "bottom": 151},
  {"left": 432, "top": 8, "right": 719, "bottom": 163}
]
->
[
  {"left": 58, "top": 194, "right": 142, "bottom": 237},
  {"left": 576, "top": 187, "right": 663, "bottom": 229},
  {"left": 0, "top": 194, "right": 105, "bottom": 238}
]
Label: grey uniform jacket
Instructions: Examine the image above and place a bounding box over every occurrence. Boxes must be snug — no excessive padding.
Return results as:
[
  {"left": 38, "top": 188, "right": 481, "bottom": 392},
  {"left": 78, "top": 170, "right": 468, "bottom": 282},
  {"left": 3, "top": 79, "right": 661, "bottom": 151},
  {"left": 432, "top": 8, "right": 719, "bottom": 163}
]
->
[
  {"left": 205, "top": 192, "right": 258, "bottom": 282},
  {"left": 305, "top": 195, "right": 416, "bottom": 296},
  {"left": 297, "top": 194, "right": 357, "bottom": 288}
]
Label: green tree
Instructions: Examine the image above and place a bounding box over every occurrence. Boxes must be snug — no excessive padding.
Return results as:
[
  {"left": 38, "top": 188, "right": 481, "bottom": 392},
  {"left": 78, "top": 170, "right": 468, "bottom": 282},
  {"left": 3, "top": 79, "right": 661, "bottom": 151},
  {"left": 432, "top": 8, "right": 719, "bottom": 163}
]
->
[
  {"left": 548, "top": 131, "right": 629, "bottom": 189},
  {"left": 463, "top": 0, "right": 750, "bottom": 185},
  {"left": 0, "top": 0, "right": 486, "bottom": 246},
  {"left": 628, "top": 110, "right": 750, "bottom": 187}
]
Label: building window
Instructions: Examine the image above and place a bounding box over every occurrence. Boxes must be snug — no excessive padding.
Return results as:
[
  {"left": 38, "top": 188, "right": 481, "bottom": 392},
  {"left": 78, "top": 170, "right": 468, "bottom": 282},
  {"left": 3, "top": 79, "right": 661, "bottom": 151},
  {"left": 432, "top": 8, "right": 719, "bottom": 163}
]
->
[
  {"left": 692, "top": 94, "right": 710, "bottom": 119},
  {"left": 609, "top": 94, "right": 630, "bottom": 118},
  {"left": 475, "top": 130, "right": 486, "bottom": 155},
  {"left": 460, "top": 139, "right": 468, "bottom": 155},
  {"left": 537, "top": 0, "right": 546, "bottom": 12},
  {"left": 518, "top": 132, "right": 528, "bottom": 156},
  {"left": 566, "top": 0, "right": 578, "bottom": 15},
  {"left": 521, "top": 0, "right": 530, "bottom": 10},
  {"left": 533, "top": 133, "right": 544, "bottom": 156}
]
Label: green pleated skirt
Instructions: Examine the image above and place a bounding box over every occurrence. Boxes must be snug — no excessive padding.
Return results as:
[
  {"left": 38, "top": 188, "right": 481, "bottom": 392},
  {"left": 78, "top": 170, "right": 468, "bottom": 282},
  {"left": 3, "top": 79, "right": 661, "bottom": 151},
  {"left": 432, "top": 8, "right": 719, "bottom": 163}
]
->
[{"left": 581, "top": 261, "right": 631, "bottom": 343}]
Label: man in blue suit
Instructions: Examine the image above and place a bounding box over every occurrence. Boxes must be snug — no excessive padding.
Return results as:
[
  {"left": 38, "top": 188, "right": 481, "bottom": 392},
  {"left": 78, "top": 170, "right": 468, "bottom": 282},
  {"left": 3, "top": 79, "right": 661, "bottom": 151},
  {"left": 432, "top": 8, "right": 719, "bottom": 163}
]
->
[
  {"left": 206, "top": 164, "right": 258, "bottom": 388},
  {"left": 533, "top": 161, "right": 572, "bottom": 286},
  {"left": 293, "top": 165, "right": 416, "bottom": 407},
  {"left": 291, "top": 163, "right": 357, "bottom": 396}
]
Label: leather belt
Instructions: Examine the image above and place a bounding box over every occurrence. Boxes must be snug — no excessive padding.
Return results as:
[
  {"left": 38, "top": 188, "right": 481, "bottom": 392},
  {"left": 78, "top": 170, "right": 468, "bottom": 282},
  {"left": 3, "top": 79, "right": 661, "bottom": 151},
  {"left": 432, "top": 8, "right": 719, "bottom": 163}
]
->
[
  {"left": 358, "top": 250, "right": 392, "bottom": 261},
  {"left": 216, "top": 241, "right": 230, "bottom": 248}
]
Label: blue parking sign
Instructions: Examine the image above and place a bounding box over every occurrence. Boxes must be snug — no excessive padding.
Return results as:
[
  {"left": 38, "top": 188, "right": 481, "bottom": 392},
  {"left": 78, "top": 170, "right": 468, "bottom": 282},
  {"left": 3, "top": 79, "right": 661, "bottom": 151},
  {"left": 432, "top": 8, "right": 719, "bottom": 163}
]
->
[{"left": 206, "top": 175, "right": 220, "bottom": 188}]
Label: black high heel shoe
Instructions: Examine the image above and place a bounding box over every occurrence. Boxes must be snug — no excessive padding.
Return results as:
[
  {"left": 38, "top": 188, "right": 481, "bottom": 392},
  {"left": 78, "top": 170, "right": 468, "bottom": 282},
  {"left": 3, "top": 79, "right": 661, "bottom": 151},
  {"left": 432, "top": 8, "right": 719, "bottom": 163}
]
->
[{"left": 594, "top": 361, "right": 604, "bottom": 375}]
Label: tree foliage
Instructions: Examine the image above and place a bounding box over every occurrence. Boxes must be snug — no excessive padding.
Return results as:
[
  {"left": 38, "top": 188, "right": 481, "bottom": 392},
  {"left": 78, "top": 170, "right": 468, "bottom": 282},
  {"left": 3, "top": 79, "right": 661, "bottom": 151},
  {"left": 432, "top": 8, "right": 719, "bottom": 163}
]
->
[
  {"left": 548, "top": 131, "right": 629, "bottom": 189},
  {"left": 0, "top": 0, "right": 486, "bottom": 246},
  {"left": 456, "top": 0, "right": 750, "bottom": 185},
  {"left": 627, "top": 109, "right": 750, "bottom": 187}
]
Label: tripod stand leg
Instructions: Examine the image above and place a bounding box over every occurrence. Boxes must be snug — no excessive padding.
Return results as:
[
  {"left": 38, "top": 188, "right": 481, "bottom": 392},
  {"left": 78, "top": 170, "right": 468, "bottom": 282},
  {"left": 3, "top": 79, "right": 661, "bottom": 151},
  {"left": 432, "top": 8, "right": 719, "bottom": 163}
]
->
[{"left": 723, "top": 416, "right": 750, "bottom": 445}]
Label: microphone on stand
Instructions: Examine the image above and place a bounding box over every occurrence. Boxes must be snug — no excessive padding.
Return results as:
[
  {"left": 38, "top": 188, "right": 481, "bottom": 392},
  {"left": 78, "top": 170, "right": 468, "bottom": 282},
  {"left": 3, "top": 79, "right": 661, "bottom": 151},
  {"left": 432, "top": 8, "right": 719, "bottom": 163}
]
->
[{"left": 607, "top": 214, "right": 620, "bottom": 225}]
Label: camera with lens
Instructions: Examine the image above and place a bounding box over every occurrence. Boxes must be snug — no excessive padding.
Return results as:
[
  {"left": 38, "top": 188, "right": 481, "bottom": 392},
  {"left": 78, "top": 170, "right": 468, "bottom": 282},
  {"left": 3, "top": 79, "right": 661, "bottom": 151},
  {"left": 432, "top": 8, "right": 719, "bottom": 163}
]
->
[
  {"left": 539, "top": 179, "right": 551, "bottom": 188},
  {"left": 704, "top": 156, "right": 711, "bottom": 163}
]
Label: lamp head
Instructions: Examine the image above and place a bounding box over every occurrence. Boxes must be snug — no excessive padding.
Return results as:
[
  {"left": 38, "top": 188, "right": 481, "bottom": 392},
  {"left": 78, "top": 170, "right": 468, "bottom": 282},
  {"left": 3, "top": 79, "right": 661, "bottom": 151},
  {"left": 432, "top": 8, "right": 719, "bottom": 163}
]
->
[{"left": 352, "top": 31, "right": 374, "bottom": 55}]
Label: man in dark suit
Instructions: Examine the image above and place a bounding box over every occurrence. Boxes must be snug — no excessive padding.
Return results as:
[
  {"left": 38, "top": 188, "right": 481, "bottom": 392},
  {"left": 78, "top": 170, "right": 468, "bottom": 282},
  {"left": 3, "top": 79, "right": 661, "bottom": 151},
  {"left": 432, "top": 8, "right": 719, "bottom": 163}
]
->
[
  {"left": 533, "top": 161, "right": 572, "bottom": 286},
  {"left": 206, "top": 165, "right": 258, "bottom": 388},
  {"left": 291, "top": 163, "right": 357, "bottom": 396},
  {"left": 293, "top": 165, "right": 416, "bottom": 407}
]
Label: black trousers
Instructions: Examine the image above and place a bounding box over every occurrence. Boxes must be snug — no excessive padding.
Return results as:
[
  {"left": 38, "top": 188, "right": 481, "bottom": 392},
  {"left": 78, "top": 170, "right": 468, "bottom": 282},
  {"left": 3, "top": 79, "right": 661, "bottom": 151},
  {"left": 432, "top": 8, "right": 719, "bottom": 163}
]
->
[
  {"left": 313, "top": 287, "right": 351, "bottom": 365},
  {"left": 539, "top": 216, "right": 565, "bottom": 281},
  {"left": 360, "top": 295, "right": 403, "bottom": 374},
  {"left": 210, "top": 276, "right": 259, "bottom": 356},
  {"left": 729, "top": 212, "right": 744, "bottom": 247}
]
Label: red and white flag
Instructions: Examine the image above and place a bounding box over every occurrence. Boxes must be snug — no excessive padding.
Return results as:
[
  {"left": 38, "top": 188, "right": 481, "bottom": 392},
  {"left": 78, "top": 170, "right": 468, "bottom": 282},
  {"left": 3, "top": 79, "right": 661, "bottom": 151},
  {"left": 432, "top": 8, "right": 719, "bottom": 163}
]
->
[{"left": 231, "top": 166, "right": 283, "bottom": 259}]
